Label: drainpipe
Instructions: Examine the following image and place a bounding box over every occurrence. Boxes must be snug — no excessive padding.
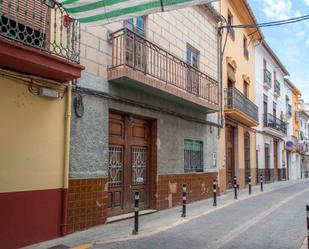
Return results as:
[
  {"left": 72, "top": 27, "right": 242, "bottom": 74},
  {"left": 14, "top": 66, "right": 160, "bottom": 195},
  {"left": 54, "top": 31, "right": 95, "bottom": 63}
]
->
[{"left": 61, "top": 84, "right": 71, "bottom": 236}]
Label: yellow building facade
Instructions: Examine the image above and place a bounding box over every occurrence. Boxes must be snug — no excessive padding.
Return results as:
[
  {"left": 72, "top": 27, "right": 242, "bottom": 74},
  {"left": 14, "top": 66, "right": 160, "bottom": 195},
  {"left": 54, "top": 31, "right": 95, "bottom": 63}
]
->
[
  {"left": 292, "top": 88, "right": 301, "bottom": 139},
  {"left": 214, "top": 0, "right": 262, "bottom": 193},
  {"left": 0, "top": 1, "right": 83, "bottom": 248}
]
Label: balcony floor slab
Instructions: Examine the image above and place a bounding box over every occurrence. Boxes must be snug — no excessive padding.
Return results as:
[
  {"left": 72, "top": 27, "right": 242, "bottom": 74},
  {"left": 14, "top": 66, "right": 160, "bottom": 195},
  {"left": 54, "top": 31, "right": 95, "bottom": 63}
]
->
[{"left": 0, "top": 37, "right": 84, "bottom": 83}]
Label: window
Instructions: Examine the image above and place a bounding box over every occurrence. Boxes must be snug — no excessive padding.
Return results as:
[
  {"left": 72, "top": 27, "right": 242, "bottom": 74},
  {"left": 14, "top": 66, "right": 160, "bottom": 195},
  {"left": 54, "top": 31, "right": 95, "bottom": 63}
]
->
[
  {"left": 274, "top": 70, "right": 277, "bottom": 83},
  {"left": 186, "top": 45, "right": 200, "bottom": 95},
  {"left": 263, "top": 59, "right": 267, "bottom": 71},
  {"left": 273, "top": 102, "right": 277, "bottom": 117},
  {"left": 227, "top": 10, "right": 235, "bottom": 40},
  {"left": 124, "top": 16, "right": 146, "bottom": 36},
  {"left": 184, "top": 140, "right": 203, "bottom": 172},
  {"left": 186, "top": 45, "right": 199, "bottom": 69},
  {"left": 227, "top": 10, "right": 233, "bottom": 25},
  {"left": 243, "top": 80, "right": 249, "bottom": 98},
  {"left": 243, "top": 35, "right": 249, "bottom": 59}
]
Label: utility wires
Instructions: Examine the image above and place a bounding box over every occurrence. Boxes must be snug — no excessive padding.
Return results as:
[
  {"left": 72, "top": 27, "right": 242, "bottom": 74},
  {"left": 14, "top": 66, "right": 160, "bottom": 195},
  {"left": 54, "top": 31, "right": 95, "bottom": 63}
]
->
[{"left": 220, "top": 14, "right": 309, "bottom": 29}]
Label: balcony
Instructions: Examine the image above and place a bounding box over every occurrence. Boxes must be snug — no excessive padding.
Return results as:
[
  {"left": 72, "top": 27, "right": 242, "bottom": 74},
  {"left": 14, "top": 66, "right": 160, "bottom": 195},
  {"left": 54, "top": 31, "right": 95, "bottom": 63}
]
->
[
  {"left": 224, "top": 87, "right": 259, "bottom": 127},
  {"left": 263, "top": 69, "right": 272, "bottom": 89},
  {"left": 0, "top": 0, "right": 84, "bottom": 82},
  {"left": 107, "top": 28, "right": 219, "bottom": 112},
  {"left": 264, "top": 113, "right": 287, "bottom": 137},
  {"left": 274, "top": 80, "right": 280, "bottom": 98}
]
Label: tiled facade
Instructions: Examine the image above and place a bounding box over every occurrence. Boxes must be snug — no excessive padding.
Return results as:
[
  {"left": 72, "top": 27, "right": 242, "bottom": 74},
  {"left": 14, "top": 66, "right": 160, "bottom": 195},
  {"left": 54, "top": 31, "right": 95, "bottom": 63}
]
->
[
  {"left": 67, "top": 178, "right": 108, "bottom": 233},
  {"left": 155, "top": 172, "right": 217, "bottom": 210}
]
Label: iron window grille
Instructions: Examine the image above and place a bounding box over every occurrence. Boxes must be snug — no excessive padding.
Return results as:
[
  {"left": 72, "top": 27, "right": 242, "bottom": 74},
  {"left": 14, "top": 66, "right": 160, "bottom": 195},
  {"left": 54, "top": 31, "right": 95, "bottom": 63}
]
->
[{"left": 184, "top": 140, "right": 203, "bottom": 172}]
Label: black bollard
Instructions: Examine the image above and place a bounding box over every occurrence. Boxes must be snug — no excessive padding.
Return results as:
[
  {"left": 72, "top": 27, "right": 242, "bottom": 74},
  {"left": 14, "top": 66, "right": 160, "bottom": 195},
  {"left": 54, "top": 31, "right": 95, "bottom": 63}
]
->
[
  {"left": 182, "top": 184, "right": 187, "bottom": 217},
  {"left": 132, "top": 191, "right": 139, "bottom": 235},
  {"left": 260, "top": 174, "right": 263, "bottom": 192},
  {"left": 306, "top": 204, "right": 309, "bottom": 249},
  {"left": 234, "top": 176, "right": 237, "bottom": 199},
  {"left": 248, "top": 175, "right": 252, "bottom": 195},
  {"left": 213, "top": 178, "right": 217, "bottom": 207}
]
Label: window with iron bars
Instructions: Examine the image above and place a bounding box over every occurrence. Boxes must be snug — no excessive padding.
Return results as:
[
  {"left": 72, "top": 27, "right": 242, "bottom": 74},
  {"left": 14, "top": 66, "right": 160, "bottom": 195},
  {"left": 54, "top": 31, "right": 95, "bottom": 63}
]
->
[{"left": 184, "top": 140, "right": 203, "bottom": 172}]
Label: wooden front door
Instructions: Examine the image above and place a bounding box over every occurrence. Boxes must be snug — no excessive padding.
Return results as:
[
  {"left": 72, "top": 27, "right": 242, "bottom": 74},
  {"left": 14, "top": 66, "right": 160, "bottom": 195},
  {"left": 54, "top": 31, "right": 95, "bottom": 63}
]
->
[
  {"left": 265, "top": 144, "right": 270, "bottom": 182},
  {"left": 108, "top": 112, "right": 151, "bottom": 216},
  {"left": 273, "top": 140, "right": 278, "bottom": 180},
  {"left": 226, "top": 125, "right": 235, "bottom": 189}
]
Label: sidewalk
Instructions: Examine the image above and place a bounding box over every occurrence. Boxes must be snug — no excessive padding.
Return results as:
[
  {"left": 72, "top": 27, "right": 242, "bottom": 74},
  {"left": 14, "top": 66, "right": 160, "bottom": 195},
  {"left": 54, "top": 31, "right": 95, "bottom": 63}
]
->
[
  {"left": 300, "top": 237, "right": 308, "bottom": 249},
  {"left": 27, "top": 179, "right": 308, "bottom": 249}
]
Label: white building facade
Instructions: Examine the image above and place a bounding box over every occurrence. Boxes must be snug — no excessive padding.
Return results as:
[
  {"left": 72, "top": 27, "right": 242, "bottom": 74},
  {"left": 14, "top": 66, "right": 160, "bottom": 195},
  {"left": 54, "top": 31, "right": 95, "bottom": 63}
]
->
[
  {"left": 283, "top": 79, "right": 298, "bottom": 180},
  {"left": 298, "top": 100, "right": 309, "bottom": 178},
  {"left": 254, "top": 42, "right": 289, "bottom": 182}
]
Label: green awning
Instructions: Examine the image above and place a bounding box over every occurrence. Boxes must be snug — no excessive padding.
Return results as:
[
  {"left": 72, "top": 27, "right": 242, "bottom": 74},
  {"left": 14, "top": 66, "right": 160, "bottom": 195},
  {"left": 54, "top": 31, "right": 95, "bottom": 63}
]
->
[{"left": 57, "top": 0, "right": 215, "bottom": 25}]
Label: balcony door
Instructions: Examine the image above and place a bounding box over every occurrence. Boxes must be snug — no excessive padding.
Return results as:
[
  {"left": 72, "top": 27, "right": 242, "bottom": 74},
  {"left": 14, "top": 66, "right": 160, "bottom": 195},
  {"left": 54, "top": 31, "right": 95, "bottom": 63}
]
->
[
  {"left": 226, "top": 125, "right": 235, "bottom": 189},
  {"left": 186, "top": 45, "right": 199, "bottom": 95},
  {"left": 263, "top": 94, "right": 268, "bottom": 125},
  {"left": 124, "top": 16, "right": 146, "bottom": 72},
  {"left": 108, "top": 112, "right": 151, "bottom": 216}
]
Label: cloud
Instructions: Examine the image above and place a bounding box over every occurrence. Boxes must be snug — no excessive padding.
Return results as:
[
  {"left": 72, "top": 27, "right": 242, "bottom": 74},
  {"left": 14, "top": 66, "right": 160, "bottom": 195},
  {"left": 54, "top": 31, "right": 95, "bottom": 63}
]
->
[
  {"left": 261, "top": 0, "right": 292, "bottom": 20},
  {"left": 306, "top": 38, "right": 309, "bottom": 46},
  {"left": 304, "top": 0, "right": 309, "bottom": 6}
]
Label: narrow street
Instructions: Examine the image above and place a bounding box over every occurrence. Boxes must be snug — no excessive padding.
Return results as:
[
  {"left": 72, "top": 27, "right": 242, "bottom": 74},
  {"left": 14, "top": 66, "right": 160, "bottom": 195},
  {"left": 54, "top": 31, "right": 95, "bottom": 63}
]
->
[{"left": 93, "top": 180, "right": 309, "bottom": 249}]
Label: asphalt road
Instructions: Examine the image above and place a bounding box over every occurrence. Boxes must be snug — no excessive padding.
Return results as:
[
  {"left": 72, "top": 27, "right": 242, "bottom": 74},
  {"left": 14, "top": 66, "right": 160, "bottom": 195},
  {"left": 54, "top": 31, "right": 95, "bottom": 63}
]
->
[{"left": 94, "top": 181, "right": 309, "bottom": 249}]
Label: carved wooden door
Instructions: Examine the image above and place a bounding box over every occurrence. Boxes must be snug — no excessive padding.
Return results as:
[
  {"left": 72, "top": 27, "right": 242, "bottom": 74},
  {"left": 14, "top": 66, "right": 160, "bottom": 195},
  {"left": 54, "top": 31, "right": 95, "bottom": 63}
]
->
[{"left": 108, "top": 112, "right": 150, "bottom": 216}]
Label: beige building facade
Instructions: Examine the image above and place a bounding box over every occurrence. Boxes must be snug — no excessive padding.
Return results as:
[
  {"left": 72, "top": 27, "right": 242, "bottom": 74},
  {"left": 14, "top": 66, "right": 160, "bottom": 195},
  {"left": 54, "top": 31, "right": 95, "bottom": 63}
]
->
[
  {"left": 214, "top": 0, "right": 262, "bottom": 192},
  {"left": 68, "top": 5, "right": 221, "bottom": 234}
]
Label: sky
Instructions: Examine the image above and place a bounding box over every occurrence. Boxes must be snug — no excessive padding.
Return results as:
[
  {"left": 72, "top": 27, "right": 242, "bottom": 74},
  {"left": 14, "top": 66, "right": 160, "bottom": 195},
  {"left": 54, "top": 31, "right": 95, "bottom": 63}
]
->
[{"left": 248, "top": 0, "right": 309, "bottom": 102}]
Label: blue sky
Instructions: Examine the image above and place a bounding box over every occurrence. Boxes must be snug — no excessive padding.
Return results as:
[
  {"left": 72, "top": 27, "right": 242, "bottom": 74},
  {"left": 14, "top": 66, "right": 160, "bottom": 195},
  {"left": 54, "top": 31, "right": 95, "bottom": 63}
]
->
[{"left": 248, "top": 0, "right": 309, "bottom": 101}]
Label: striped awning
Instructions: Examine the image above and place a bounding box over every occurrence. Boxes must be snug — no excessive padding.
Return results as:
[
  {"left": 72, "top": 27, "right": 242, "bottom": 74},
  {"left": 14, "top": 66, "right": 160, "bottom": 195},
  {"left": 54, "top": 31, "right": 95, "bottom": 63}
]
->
[{"left": 57, "top": 0, "right": 216, "bottom": 26}]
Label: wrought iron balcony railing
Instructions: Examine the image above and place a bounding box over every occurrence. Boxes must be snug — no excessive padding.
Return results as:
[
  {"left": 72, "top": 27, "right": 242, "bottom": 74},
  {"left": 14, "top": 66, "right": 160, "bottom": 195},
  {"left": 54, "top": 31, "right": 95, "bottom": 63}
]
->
[
  {"left": 264, "top": 113, "right": 287, "bottom": 134},
  {"left": 224, "top": 87, "right": 259, "bottom": 123},
  {"left": 274, "top": 80, "right": 280, "bottom": 96},
  {"left": 0, "top": 0, "right": 80, "bottom": 63},
  {"left": 109, "top": 28, "right": 219, "bottom": 106},
  {"left": 264, "top": 69, "right": 272, "bottom": 88}
]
